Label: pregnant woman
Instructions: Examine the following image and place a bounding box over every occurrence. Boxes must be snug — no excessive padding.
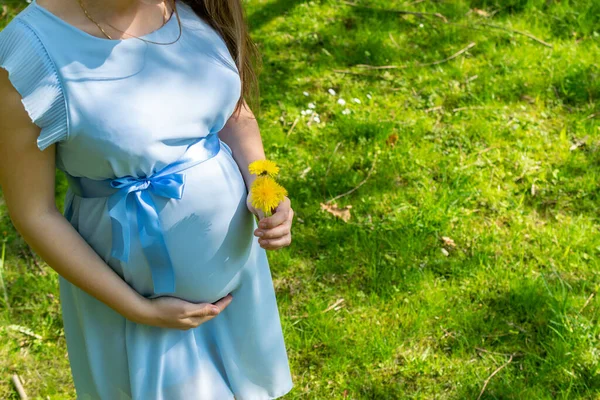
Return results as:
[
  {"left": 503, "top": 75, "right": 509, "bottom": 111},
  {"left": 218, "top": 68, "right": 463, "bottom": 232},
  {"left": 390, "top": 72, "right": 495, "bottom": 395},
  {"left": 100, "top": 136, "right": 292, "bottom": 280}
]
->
[{"left": 0, "top": 0, "right": 294, "bottom": 398}]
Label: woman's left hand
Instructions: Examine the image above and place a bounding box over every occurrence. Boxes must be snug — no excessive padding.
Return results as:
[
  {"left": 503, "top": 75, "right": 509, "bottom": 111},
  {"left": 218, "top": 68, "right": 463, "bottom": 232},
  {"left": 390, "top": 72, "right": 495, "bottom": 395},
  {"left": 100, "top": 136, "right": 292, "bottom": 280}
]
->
[{"left": 247, "top": 195, "right": 294, "bottom": 250}]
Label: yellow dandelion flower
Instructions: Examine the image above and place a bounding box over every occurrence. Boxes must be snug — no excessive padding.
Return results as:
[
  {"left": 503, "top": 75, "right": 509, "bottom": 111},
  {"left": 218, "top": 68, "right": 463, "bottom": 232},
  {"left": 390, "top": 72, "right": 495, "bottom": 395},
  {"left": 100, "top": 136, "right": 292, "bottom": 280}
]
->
[
  {"left": 248, "top": 159, "right": 280, "bottom": 177},
  {"left": 250, "top": 176, "right": 287, "bottom": 216}
]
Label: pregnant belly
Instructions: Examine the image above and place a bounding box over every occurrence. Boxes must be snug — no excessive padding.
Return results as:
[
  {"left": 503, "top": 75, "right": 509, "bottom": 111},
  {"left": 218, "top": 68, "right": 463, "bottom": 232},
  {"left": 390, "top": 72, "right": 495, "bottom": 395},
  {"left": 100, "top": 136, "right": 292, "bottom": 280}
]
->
[{"left": 71, "top": 142, "right": 256, "bottom": 303}]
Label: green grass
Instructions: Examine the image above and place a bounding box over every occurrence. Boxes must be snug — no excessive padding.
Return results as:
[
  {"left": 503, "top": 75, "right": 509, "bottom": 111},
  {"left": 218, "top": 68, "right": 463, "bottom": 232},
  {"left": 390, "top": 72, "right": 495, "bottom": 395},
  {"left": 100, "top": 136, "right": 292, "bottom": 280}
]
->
[{"left": 2, "top": 0, "right": 600, "bottom": 398}]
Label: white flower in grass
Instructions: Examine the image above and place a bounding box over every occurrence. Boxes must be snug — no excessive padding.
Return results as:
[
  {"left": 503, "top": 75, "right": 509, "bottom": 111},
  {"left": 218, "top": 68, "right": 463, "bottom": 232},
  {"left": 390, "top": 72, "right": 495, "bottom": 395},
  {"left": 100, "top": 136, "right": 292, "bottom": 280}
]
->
[
  {"left": 337, "top": 98, "right": 346, "bottom": 106},
  {"left": 301, "top": 110, "right": 307, "bottom": 116},
  {"left": 366, "top": 93, "right": 372, "bottom": 99},
  {"left": 308, "top": 102, "right": 316, "bottom": 109},
  {"left": 305, "top": 109, "right": 313, "bottom": 115},
  {"left": 352, "top": 98, "right": 361, "bottom": 104},
  {"left": 342, "top": 109, "right": 351, "bottom": 115},
  {"left": 303, "top": 91, "right": 310, "bottom": 97},
  {"left": 328, "top": 88, "right": 337, "bottom": 96},
  {"left": 308, "top": 112, "right": 320, "bottom": 124}
]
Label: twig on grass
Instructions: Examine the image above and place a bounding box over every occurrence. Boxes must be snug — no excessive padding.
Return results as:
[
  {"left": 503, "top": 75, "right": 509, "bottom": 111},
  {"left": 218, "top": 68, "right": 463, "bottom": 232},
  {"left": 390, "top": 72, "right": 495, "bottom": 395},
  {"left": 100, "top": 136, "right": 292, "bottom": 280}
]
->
[
  {"left": 585, "top": 112, "right": 599, "bottom": 120},
  {"left": 477, "top": 354, "right": 514, "bottom": 400},
  {"left": 12, "top": 374, "right": 28, "bottom": 400},
  {"left": 388, "top": 32, "right": 400, "bottom": 48},
  {"left": 478, "top": 22, "right": 553, "bottom": 48},
  {"left": 19, "top": 248, "right": 44, "bottom": 274},
  {"left": 580, "top": 292, "right": 595, "bottom": 313},
  {"left": 440, "top": 327, "right": 455, "bottom": 339},
  {"left": 287, "top": 117, "right": 299, "bottom": 136},
  {"left": 324, "top": 142, "right": 342, "bottom": 186},
  {"left": 425, "top": 106, "right": 444, "bottom": 113},
  {"left": 354, "top": 64, "right": 405, "bottom": 70},
  {"left": 476, "top": 145, "right": 500, "bottom": 156},
  {"left": 322, "top": 298, "right": 345, "bottom": 313},
  {"left": 453, "top": 105, "right": 494, "bottom": 113},
  {"left": 506, "top": 321, "right": 528, "bottom": 334},
  {"left": 475, "top": 347, "right": 523, "bottom": 358},
  {"left": 340, "top": 0, "right": 448, "bottom": 22},
  {"left": 322, "top": 142, "right": 343, "bottom": 199},
  {"left": 325, "top": 154, "right": 378, "bottom": 204},
  {"left": 26, "top": 246, "right": 42, "bottom": 272},
  {"left": 417, "top": 42, "right": 477, "bottom": 66},
  {"left": 333, "top": 69, "right": 381, "bottom": 76},
  {"left": 337, "top": 42, "right": 476, "bottom": 75}
]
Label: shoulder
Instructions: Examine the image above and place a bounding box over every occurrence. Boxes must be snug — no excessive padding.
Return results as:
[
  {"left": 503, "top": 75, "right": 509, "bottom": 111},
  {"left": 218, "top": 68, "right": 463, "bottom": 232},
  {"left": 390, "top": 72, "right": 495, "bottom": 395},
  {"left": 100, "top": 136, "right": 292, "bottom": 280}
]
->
[
  {"left": 0, "top": 8, "right": 69, "bottom": 152},
  {"left": 176, "top": 2, "right": 239, "bottom": 73},
  {"left": 0, "top": 68, "right": 42, "bottom": 153}
]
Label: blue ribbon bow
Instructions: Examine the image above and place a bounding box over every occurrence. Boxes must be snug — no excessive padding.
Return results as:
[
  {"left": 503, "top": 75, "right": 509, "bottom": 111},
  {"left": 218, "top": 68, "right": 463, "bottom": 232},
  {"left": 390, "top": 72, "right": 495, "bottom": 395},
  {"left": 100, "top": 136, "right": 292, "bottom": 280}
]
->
[{"left": 107, "top": 172, "right": 186, "bottom": 294}]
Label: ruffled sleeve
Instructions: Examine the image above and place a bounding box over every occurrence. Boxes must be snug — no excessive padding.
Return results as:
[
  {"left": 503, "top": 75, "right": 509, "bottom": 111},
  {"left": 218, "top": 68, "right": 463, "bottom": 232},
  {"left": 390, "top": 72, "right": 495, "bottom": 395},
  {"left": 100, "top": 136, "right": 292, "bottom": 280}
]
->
[{"left": 0, "top": 18, "right": 68, "bottom": 151}]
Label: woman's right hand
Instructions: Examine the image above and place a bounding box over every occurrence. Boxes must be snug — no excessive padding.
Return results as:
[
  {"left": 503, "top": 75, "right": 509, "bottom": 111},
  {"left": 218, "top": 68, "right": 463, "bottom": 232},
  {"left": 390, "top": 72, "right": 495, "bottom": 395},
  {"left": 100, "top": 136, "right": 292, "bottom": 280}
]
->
[{"left": 134, "top": 293, "right": 234, "bottom": 330}]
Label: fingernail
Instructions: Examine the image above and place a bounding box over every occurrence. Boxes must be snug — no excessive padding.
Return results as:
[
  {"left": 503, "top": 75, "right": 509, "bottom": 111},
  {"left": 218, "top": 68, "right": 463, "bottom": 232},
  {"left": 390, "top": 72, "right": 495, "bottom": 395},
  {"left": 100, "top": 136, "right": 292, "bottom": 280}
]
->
[{"left": 255, "top": 230, "right": 263, "bottom": 236}]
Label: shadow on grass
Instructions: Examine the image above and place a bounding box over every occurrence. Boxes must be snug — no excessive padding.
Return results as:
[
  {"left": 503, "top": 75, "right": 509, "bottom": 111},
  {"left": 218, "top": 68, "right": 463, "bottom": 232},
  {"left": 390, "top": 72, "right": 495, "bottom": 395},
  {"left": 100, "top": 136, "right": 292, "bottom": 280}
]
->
[
  {"left": 246, "top": 0, "right": 307, "bottom": 32},
  {"left": 446, "top": 276, "right": 600, "bottom": 397}
]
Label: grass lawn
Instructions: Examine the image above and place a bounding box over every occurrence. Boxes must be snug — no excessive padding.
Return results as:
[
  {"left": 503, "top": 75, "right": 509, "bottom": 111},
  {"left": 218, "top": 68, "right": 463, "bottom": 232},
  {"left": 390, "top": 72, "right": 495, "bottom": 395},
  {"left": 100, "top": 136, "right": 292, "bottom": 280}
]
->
[{"left": 1, "top": 0, "right": 600, "bottom": 398}]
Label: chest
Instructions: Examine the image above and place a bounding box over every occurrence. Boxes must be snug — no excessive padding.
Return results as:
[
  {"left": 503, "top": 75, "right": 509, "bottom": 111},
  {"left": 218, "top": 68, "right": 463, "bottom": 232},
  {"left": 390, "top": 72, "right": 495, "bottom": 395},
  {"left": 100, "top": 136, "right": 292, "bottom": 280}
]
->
[
  {"left": 62, "top": 35, "right": 240, "bottom": 148},
  {"left": 43, "top": 19, "right": 241, "bottom": 178}
]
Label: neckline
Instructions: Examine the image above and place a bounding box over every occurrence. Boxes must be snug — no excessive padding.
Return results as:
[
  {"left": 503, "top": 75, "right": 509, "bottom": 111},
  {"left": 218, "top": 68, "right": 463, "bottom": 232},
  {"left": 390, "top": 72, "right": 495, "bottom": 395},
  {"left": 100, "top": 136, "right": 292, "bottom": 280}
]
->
[{"left": 31, "top": 0, "right": 179, "bottom": 44}]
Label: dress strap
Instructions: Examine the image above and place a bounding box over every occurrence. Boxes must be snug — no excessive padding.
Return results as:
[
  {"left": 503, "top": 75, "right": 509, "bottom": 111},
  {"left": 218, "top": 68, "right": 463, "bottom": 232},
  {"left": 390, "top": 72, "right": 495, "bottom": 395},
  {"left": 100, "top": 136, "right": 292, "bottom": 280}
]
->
[
  {"left": 64, "top": 134, "right": 223, "bottom": 296},
  {"left": 0, "top": 16, "right": 68, "bottom": 151}
]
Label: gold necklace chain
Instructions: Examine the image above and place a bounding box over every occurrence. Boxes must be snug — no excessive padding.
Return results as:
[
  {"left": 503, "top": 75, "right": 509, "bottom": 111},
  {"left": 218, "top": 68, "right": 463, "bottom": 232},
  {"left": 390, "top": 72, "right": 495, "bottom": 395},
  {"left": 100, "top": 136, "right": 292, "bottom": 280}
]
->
[{"left": 75, "top": 0, "right": 182, "bottom": 45}]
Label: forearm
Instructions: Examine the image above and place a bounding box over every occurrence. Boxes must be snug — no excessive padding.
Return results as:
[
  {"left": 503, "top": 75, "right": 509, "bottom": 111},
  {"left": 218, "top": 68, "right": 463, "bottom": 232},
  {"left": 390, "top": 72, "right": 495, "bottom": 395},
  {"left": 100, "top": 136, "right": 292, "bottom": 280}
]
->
[
  {"left": 12, "top": 208, "right": 148, "bottom": 322},
  {"left": 218, "top": 105, "right": 266, "bottom": 191}
]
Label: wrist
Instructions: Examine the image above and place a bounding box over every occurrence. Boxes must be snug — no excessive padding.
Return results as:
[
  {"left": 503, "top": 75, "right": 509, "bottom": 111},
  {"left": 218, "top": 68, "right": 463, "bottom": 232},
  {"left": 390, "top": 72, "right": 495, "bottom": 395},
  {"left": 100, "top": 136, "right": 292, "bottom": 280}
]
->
[{"left": 122, "top": 293, "right": 154, "bottom": 324}]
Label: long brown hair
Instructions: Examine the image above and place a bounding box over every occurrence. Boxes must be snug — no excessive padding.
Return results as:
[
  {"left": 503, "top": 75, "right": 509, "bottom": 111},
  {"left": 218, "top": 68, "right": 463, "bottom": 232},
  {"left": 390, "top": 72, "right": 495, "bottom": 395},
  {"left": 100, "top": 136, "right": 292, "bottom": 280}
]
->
[{"left": 180, "top": 0, "right": 261, "bottom": 117}]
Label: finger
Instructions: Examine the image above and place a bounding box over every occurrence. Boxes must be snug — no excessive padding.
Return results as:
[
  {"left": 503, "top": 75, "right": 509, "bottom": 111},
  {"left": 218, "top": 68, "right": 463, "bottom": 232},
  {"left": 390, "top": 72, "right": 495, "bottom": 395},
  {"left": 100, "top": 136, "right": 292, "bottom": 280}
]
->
[
  {"left": 187, "top": 303, "right": 221, "bottom": 318},
  {"left": 248, "top": 205, "right": 265, "bottom": 220},
  {"left": 259, "top": 234, "right": 292, "bottom": 250},
  {"left": 258, "top": 205, "right": 291, "bottom": 229},
  {"left": 212, "top": 293, "right": 234, "bottom": 312},
  {"left": 246, "top": 197, "right": 265, "bottom": 220},
  {"left": 255, "top": 220, "right": 291, "bottom": 239}
]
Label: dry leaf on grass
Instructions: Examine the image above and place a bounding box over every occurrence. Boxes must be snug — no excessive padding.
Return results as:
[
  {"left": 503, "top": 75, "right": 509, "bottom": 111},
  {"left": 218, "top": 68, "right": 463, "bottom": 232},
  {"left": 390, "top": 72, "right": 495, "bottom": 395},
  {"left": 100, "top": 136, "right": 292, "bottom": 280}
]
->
[
  {"left": 570, "top": 136, "right": 587, "bottom": 151},
  {"left": 473, "top": 8, "right": 490, "bottom": 17},
  {"left": 441, "top": 236, "right": 456, "bottom": 248},
  {"left": 386, "top": 133, "right": 398, "bottom": 147},
  {"left": 320, "top": 202, "right": 352, "bottom": 222}
]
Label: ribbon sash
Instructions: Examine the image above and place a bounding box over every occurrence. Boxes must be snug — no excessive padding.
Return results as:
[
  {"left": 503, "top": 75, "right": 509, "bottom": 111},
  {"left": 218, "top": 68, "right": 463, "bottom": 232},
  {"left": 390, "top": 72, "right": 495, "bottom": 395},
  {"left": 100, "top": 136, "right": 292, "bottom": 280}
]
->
[{"left": 64, "top": 134, "right": 222, "bottom": 295}]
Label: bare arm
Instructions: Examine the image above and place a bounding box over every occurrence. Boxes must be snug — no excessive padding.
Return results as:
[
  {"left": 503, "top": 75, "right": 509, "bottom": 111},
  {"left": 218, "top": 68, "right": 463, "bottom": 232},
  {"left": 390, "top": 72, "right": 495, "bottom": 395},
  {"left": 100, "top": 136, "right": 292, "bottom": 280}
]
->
[
  {"left": 0, "top": 69, "right": 231, "bottom": 329},
  {"left": 218, "top": 102, "right": 266, "bottom": 191},
  {"left": 219, "top": 101, "right": 294, "bottom": 250}
]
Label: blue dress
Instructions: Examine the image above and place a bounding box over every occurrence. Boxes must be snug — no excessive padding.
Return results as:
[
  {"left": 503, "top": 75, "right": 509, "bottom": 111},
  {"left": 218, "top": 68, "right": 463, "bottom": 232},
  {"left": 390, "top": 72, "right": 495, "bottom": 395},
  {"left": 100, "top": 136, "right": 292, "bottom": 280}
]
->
[{"left": 0, "top": 1, "right": 293, "bottom": 399}]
